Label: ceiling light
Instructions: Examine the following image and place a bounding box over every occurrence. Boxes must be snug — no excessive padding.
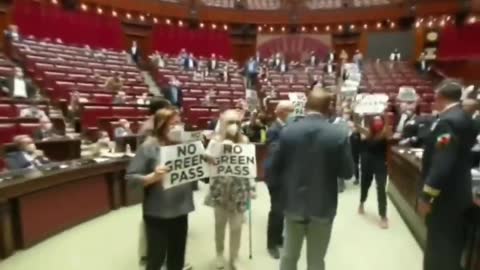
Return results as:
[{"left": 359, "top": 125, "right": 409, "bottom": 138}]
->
[
  {"left": 469, "top": 16, "right": 477, "bottom": 24},
  {"left": 223, "top": 24, "right": 228, "bottom": 30},
  {"left": 51, "top": 0, "right": 58, "bottom": 4},
  {"left": 153, "top": 17, "right": 158, "bottom": 23},
  {"left": 97, "top": 7, "right": 103, "bottom": 14},
  {"left": 140, "top": 15, "right": 145, "bottom": 21},
  {"left": 439, "top": 20, "right": 445, "bottom": 27},
  {"left": 178, "top": 20, "right": 183, "bottom": 26},
  {"left": 166, "top": 19, "right": 171, "bottom": 25},
  {"left": 427, "top": 21, "right": 433, "bottom": 28},
  {"left": 301, "top": 26, "right": 306, "bottom": 32},
  {"left": 80, "top": 3, "right": 88, "bottom": 11},
  {"left": 338, "top": 25, "right": 343, "bottom": 31},
  {"left": 212, "top": 24, "right": 217, "bottom": 29},
  {"left": 350, "top": 24, "right": 355, "bottom": 30},
  {"left": 390, "top": 22, "right": 395, "bottom": 28},
  {"left": 112, "top": 10, "right": 117, "bottom": 17},
  {"left": 313, "top": 26, "right": 318, "bottom": 31},
  {"left": 269, "top": 26, "right": 274, "bottom": 32},
  {"left": 200, "top": 23, "right": 205, "bottom": 28},
  {"left": 325, "top": 25, "right": 330, "bottom": 31},
  {"left": 376, "top": 22, "right": 382, "bottom": 29},
  {"left": 258, "top": 26, "right": 262, "bottom": 32},
  {"left": 281, "top": 26, "right": 286, "bottom": 32},
  {"left": 363, "top": 23, "right": 368, "bottom": 29}
]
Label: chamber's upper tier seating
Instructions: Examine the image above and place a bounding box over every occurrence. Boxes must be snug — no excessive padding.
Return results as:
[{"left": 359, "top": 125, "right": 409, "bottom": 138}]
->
[
  {"left": 11, "top": 38, "right": 149, "bottom": 101},
  {"left": 202, "top": 0, "right": 235, "bottom": 8},
  {"left": 247, "top": 0, "right": 282, "bottom": 10},
  {"left": 351, "top": 0, "right": 392, "bottom": 7},
  {"left": 0, "top": 54, "right": 15, "bottom": 82},
  {"left": 305, "top": 0, "right": 342, "bottom": 9}
]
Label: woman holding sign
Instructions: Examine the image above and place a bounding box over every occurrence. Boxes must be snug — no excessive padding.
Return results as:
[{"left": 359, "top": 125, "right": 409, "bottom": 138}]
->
[
  {"left": 126, "top": 108, "right": 194, "bottom": 270},
  {"left": 205, "top": 109, "right": 256, "bottom": 270},
  {"left": 357, "top": 115, "right": 392, "bottom": 229}
]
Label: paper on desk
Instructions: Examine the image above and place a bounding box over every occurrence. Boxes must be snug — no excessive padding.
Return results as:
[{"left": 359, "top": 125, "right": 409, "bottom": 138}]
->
[{"left": 93, "top": 157, "right": 110, "bottom": 163}]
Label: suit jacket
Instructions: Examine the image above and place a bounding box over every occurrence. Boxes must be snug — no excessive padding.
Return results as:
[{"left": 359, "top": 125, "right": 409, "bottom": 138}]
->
[
  {"left": 32, "top": 128, "right": 59, "bottom": 141},
  {"left": 130, "top": 47, "right": 140, "bottom": 63},
  {"left": 207, "top": 60, "right": 218, "bottom": 71},
  {"left": 2, "top": 77, "right": 36, "bottom": 98},
  {"left": 183, "top": 58, "right": 197, "bottom": 70},
  {"left": 162, "top": 86, "right": 183, "bottom": 108},
  {"left": 269, "top": 114, "right": 354, "bottom": 219},
  {"left": 264, "top": 120, "right": 284, "bottom": 178},
  {"left": 421, "top": 104, "right": 476, "bottom": 212},
  {"left": 114, "top": 126, "right": 133, "bottom": 138},
  {"left": 5, "top": 151, "right": 49, "bottom": 170}
]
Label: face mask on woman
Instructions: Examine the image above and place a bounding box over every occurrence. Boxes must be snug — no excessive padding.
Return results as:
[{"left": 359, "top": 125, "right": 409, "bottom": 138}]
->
[
  {"left": 167, "top": 125, "right": 185, "bottom": 142},
  {"left": 226, "top": 123, "right": 239, "bottom": 137}
]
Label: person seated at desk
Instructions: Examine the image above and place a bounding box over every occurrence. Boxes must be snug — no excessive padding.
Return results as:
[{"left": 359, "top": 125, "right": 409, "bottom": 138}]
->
[
  {"left": 19, "top": 104, "right": 49, "bottom": 121},
  {"left": 103, "top": 72, "right": 123, "bottom": 92},
  {"left": 113, "top": 91, "right": 128, "bottom": 104},
  {"left": 115, "top": 119, "right": 134, "bottom": 138},
  {"left": 136, "top": 92, "right": 150, "bottom": 105},
  {"left": 1, "top": 67, "right": 37, "bottom": 98},
  {"left": 33, "top": 118, "right": 61, "bottom": 141},
  {"left": 5, "top": 135, "right": 50, "bottom": 170}
]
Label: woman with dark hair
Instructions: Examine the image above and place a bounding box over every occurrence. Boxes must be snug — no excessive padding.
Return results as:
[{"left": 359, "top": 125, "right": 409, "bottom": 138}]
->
[
  {"left": 358, "top": 115, "right": 391, "bottom": 229},
  {"left": 126, "top": 108, "right": 194, "bottom": 270}
]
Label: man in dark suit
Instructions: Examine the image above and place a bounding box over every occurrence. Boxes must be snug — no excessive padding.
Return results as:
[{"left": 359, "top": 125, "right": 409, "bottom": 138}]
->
[
  {"left": 307, "top": 51, "right": 318, "bottom": 67},
  {"left": 129, "top": 40, "right": 140, "bottom": 64},
  {"left": 269, "top": 88, "right": 354, "bottom": 270},
  {"left": 207, "top": 53, "right": 218, "bottom": 72},
  {"left": 419, "top": 81, "right": 476, "bottom": 270},
  {"left": 162, "top": 77, "right": 183, "bottom": 108},
  {"left": 183, "top": 53, "right": 197, "bottom": 71},
  {"left": 245, "top": 57, "right": 259, "bottom": 89},
  {"left": 1, "top": 67, "right": 37, "bottom": 98},
  {"left": 5, "top": 135, "right": 50, "bottom": 170},
  {"left": 265, "top": 100, "right": 294, "bottom": 259},
  {"left": 33, "top": 118, "right": 60, "bottom": 141}
]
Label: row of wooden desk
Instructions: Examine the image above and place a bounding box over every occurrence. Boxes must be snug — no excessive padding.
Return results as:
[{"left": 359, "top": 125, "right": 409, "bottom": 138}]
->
[
  {"left": 388, "top": 147, "right": 480, "bottom": 270},
  {"left": 0, "top": 141, "right": 268, "bottom": 259}
]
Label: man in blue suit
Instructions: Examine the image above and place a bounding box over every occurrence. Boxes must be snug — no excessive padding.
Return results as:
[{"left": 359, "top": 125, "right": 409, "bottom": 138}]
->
[
  {"left": 265, "top": 100, "right": 294, "bottom": 259},
  {"left": 5, "top": 135, "right": 49, "bottom": 170},
  {"left": 269, "top": 88, "right": 354, "bottom": 270},
  {"left": 245, "top": 57, "right": 259, "bottom": 89}
]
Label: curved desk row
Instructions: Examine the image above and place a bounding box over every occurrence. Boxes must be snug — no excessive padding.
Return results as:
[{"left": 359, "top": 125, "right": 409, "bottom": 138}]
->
[
  {"left": 388, "top": 147, "right": 480, "bottom": 270},
  {"left": 0, "top": 143, "right": 268, "bottom": 259}
]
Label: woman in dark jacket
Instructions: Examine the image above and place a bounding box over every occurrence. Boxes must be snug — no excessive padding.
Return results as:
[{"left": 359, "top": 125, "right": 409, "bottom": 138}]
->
[
  {"left": 126, "top": 107, "right": 194, "bottom": 270},
  {"left": 358, "top": 115, "right": 391, "bottom": 229}
]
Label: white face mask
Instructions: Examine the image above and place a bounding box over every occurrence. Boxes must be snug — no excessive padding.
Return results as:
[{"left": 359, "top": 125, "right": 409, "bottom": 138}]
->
[
  {"left": 226, "top": 123, "right": 239, "bottom": 136},
  {"left": 167, "top": 125, "right": 185, "bottom": 142}
]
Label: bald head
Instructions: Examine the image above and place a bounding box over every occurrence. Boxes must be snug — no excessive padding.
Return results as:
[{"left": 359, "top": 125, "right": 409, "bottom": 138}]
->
[
  {"left": 275, "top": 100, "right": 294, "bottom": 122},
  {"left": 305, "top": 88, "right": 334, "bottom": 114}
]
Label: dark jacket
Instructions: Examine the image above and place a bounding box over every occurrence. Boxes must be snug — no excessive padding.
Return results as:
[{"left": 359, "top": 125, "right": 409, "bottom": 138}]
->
[
  {"left": 130, "top": 47, "right": 141, "bottom": 64},
  {"left": 5, "top": 151, "right": 49, "bottom": 170},
  {"left": 422, "top": 104, "right": 476, "bottom": 212},
  {"left": 207, "top": 59, "right": 218, "bottom": 71},
  {"left": 162, "top": 86, "right": 183, "bottom": 108},
  {"left": 183, "top": 58, "right": 197, "bottom": 70},
  {"left": 1, "top": 76, "right": 37, "bottom": 98},
  {"left": 269, "top": 114, "right": 354, "bottom": 220},
  {"left": 264, "top": 119, "right": 284, "bottom": 177}
]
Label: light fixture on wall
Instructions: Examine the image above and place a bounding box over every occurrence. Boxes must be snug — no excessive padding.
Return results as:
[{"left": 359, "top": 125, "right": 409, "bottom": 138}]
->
[
  {"left": 376, "top": 22, "right": 382, "bottom": 29},
  {"left": 269, "top": 26, "right": 274, "bottom": 32},
  {"left": 166, "top": 19, "right": 171, "bottom": 25},
  {"left": 178, "top": 20, "right": 183, "bottom": 26},
  {"left": 439, "top": 20, "right": 446, "bottom": 27},
  {"left": 363, "top": 23, "right": 368, "bottom": 29},
  {"left": 337, "top": 25, "right": 343, "bottom": 31},
  {"left": 313, "top": 26, "right": 318, "bottom": 32},
  {"left": 390, "top": 22, "right": 395, "bottom": 28},
  {"left": 468, "top": 16, "right": 477, "bottom": 24},
  {"left": 415, "top": 21, "right": 421, "bottom": 28},
  {"left": 282, "top": 26, "right": 286, "bottom": 32},
  {"left": 80, "top": 3, "right": 88, "bottom": 11},
  {"left": 126, "top": 13, "right": 132, "bottom": 19},
  {"left": 301, "top": 26, "right": 306, "bottom": 32},
  {"left": 258, "top": 26, "right": 262, "bottom": 32},
  {"left": 200, "top": 22, "right": 205, "bottom": 28},
  {"left": 139, "top": 15, "right": 145, "bottom": 22},
  {"left": 427, "top": 21, "right": 433, "bottom": 28},
  {"left": 51, "top": 0, "right": 58, "bottom": 4},
  {"left": 153, "top": 17, "right": 158, "bottom": 23},
  {"left": 212, "top": 24, "right": 217, "bottom": 29},
  {"left": 223, "top": 24, "right": 228, "bottom": 30},
  {"left": 325, "top": 25, "right": 330, "bottom": 31},
  {"left": 112, "top": 10, "right": 118, "bottom": 17},
  {"left": 350, "top": 24, "right": 355, "bottom": 30}
]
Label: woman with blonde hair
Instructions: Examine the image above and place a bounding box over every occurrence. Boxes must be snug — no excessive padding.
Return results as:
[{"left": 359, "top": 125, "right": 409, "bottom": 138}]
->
[
  {"left": 126, "top": 107, "right": 194, "bottom": 270},
  {"left": 205, "top": 109, "right": 256, "bottom": 270}
]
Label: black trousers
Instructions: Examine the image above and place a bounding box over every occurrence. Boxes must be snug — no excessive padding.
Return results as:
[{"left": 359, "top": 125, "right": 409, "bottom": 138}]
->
[
  {"left": 360, "top": 156, "right": 387, "bottom": 218},
  {"left": 424, "top": 207, "right": 468, "bottom": 270},
  {"left": 267, "top": 185, "right": 284, "bottom": 249},
  {"left": 350, "top": 133, "right": 361, "bottom": 180},
  {"left": 144, "top": 215, "right": 188, "bottom": 270}
]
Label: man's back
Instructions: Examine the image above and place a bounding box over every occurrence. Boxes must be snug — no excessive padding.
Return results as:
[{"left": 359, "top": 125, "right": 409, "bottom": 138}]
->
[{"left": 270, "top": 114, "right": 354, "bottom": 219}]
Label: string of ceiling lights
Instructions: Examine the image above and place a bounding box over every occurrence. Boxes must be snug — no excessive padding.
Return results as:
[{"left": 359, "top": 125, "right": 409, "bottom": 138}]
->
[{"left": 49, "top": 0, "right": 477, "bottom": 33}]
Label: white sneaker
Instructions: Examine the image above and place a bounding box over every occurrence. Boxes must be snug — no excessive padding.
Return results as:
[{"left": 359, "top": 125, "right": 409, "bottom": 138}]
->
[{"left": 216, "top": 255, "right": 226, "bottom": 269}]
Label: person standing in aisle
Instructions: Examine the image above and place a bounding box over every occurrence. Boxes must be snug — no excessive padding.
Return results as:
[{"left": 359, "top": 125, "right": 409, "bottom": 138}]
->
[
  {"left": 126, "top": 108, "right": 194, "bottom": 270},
  {"left": 265, "top": 100, "right": 294, "bottom": 259},
  {"left": 205, "top": 109, "right": 256, "bottom": 270},
  {"left": 419, "top": 81, "right": 476, "bottom": 270},
  {"left": 357, "top": 115, "right": 392, "bottom": 229},
  {"left": 269, "top": 88, "right": 354, "bottom": 270}
]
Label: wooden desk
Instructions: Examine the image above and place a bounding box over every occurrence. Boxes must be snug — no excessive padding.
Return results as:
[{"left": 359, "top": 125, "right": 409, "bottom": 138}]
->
[
  {"left": 0, "top": 158, "right": 128, "bottom": 259},
  {"left": 1, "top": 139, "right": 81, "bottom": 162},
  {"left": 388, "top": 147, "right": 480, "bottom": 269}
]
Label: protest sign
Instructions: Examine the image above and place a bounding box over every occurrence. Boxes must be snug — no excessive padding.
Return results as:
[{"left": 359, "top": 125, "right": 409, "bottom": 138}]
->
[
  {"left": 288, "top": 92, "right": 307, "bottom": 116},
  {"left": 208, "top": 143, "right": 257, "bottom": 178},
  {"left": 353, "top": 94, "right": 389, "bottom": 115},
  {"left": 161, "top": 141, "right": 208, "bottom": 189}
]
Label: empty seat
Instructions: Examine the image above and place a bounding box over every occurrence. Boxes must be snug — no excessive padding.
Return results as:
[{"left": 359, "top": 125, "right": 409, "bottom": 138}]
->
[
  {"left": 17, "top": 123, "right": 41, "bottom": 137},
  {"left": 0, "top": 104, "right": 15, "bottom": 118},
  {"left": 82, "top": 106, "right": 111, "bottom": 129},
  {"left": 112, "top": 106, "right": 137, "bottom": 118},
  {"left": 0, "top": 124, "right": 16, "bottom": 144}
]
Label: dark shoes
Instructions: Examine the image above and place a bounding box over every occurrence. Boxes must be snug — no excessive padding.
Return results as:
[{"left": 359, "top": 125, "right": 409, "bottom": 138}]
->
[{"left": 268, "top": 247, "right": 280, "bottom": 259}]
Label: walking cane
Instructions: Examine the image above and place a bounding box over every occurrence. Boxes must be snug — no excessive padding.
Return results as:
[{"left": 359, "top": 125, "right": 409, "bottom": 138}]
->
[{"left": 248, "top": 194, "right": 253, "bottom": 260}]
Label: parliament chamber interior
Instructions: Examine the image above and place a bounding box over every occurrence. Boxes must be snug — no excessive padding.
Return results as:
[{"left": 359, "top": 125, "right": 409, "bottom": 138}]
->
[{"left": 0, "top": 0, "right": 479, "bottom": 269}]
